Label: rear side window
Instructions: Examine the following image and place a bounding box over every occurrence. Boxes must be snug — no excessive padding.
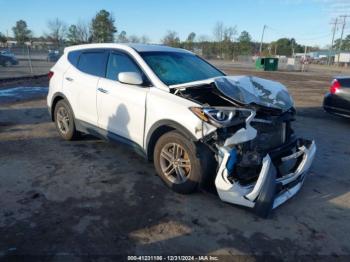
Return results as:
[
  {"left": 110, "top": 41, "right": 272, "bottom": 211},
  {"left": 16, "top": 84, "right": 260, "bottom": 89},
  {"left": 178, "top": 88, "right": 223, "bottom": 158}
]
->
[
  {"left": 77, "top": 51, "right": 107, "bottom": 77},
  {"left": 106, "top": 52, "right": 142, "bottom": 81},
  {"left": 338, "top": 78, "right": 350, "bottom": 88}
]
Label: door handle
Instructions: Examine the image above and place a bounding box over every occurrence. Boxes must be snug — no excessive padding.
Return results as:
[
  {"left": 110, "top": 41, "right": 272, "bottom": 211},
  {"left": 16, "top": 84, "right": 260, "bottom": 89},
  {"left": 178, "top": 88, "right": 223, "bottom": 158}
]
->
[
  {"left": 65, "top": 77, "right": 74, "bottom": 82},
  {"left": 97, "top": 87, "right": 108, "bottom": 94}
]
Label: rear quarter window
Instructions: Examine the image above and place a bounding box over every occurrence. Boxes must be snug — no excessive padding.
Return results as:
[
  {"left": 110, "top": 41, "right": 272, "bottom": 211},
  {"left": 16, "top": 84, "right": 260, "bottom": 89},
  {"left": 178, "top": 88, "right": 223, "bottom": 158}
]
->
[
  {"left": 77, "top": 51, "right": 108, "bottom": 77},
  {"left": 67, "top": 50, "right": 81, "bottom": 67}
]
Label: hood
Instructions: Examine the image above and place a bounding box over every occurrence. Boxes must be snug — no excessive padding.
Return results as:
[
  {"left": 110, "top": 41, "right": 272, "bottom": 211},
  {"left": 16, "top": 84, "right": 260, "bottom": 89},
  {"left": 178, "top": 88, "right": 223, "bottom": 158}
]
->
[{"left": 170, "top": 76, "right": 294, "bottom": 111}]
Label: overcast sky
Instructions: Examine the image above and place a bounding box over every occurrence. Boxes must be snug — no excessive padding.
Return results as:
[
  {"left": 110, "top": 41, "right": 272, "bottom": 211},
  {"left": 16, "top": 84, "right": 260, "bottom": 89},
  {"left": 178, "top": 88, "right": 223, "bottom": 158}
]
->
[{"left": 1, "top": 0, "right": 350, "bottom": 47}]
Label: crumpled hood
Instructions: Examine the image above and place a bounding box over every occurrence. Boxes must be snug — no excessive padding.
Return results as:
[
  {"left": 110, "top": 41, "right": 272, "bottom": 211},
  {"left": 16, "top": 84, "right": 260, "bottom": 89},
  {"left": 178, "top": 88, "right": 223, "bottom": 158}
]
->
[
  {"left": 170, "top": 75, "right": 294, "bottom": 111},
  {"left": 214, "top": 76, "right": 294, "bottom": 111}
]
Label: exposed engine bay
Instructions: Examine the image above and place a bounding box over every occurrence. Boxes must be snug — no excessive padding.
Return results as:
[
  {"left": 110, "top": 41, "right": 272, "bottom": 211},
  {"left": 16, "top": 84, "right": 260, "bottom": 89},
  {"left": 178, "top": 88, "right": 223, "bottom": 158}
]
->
[{"left": 173, "top": 76, "right": 316, "bottom": 217}]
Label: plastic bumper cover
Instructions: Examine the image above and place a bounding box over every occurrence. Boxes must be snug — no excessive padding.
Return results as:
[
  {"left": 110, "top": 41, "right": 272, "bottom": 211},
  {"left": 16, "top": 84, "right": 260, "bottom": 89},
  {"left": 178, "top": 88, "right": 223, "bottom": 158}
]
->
[{"left": 215, "top": 139, "right": 316, "bottom": 216}]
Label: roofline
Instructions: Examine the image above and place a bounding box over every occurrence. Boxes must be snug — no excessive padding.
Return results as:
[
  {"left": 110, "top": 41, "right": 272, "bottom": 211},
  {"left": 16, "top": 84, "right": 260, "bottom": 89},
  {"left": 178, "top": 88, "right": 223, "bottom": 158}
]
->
[{"left": 64, "top": 43, "right": 193, "bottom": 54}]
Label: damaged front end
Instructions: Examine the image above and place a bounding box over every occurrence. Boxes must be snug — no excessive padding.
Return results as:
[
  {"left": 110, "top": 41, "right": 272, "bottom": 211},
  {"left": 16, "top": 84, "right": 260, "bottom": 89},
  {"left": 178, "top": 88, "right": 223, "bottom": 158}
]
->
[{"left": 175, "top": 76, "right": 316, "bottom": 217}]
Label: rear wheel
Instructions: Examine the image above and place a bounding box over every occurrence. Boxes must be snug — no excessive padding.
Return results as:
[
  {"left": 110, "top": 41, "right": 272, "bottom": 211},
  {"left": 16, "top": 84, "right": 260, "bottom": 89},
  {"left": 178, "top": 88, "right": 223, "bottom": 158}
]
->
[
  {"left": 153, "top": 131, "right": 213, "bottom": 194},
  {"left": 54, "top": 100, "right": 79, "bottom": 140}
]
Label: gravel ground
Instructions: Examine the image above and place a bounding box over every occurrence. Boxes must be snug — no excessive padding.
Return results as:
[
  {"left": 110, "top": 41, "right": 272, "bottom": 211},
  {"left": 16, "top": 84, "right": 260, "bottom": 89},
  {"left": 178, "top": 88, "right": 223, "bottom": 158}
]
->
[{"left": 0, "top": 66, "right": 350, "bottom": 261}]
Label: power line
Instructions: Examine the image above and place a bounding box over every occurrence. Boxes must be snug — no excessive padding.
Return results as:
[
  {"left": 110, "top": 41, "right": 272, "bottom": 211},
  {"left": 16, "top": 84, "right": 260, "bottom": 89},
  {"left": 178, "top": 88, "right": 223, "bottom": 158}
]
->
[{"left": 267, "top": 26, "right": 332, "bottom": 41}]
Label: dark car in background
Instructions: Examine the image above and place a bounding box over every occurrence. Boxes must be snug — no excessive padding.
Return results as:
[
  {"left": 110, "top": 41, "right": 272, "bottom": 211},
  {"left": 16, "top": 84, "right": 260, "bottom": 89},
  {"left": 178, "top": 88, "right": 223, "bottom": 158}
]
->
[
  {"left": 0, "top": 50, "right": 19, "bottom": 67},
  {"left": 47, "top": 50, "right": 60, "bottom": 62},
  {"left": 323, "top": 77, "right": 350, "bottom": 118}
]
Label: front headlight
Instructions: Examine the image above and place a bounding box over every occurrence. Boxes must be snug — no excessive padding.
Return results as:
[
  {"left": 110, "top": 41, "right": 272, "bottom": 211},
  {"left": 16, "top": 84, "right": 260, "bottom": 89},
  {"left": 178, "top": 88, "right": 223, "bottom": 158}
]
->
[{"left": 189, "top": 107, "right": 245, "bottom": 128}]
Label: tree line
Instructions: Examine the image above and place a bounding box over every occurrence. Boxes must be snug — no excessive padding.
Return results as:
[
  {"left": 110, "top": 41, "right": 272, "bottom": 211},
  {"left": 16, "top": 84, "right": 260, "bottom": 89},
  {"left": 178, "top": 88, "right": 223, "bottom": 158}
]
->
[{"left": 0, "top": 9, "right": 330, "bottom": 59}]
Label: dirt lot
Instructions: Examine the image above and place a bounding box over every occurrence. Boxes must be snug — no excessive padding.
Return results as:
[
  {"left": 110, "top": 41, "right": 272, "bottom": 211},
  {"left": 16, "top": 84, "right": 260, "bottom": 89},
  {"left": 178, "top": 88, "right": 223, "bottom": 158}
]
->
[{"left": 1, "top": 66, "right": 350, "bottom": 261}]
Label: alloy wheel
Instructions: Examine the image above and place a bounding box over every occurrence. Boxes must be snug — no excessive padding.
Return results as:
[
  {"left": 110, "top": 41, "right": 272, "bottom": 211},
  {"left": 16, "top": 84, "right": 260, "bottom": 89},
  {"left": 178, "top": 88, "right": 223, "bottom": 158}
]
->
[
  {"left": 56, "top": 106, "right": 70, "bottom": 135},
  {"left": 159, "top": 143, "right": 192, "bottom": 184}
]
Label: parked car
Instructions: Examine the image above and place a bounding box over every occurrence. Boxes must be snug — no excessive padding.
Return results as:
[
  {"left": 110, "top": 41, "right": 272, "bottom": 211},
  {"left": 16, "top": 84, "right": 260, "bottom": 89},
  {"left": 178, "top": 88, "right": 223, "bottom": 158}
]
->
[
  {"left": 47, "top": 44, "right": 316, "bottom": 217},
  {"left": 323, "top": 77, "right": 350, "bottom": 118},
  {"left": 47, "top": 50, "right": 60, "bottom": 62},
  {"left": 0, "top": 50, "right": 18, "bottom": 67}
]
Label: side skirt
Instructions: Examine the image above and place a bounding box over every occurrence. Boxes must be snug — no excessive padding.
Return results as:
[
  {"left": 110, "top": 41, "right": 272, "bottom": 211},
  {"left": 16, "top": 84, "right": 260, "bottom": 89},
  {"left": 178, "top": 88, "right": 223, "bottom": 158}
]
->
[{"left": 75, "top": 119, "right": 148, "bottom": 159}]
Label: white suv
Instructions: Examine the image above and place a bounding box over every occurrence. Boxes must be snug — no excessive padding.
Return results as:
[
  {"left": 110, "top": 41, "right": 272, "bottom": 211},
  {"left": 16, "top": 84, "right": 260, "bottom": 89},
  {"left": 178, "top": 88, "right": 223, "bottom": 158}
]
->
[{"left": 47, "top": 43, "right": 316, "bottom": 217}]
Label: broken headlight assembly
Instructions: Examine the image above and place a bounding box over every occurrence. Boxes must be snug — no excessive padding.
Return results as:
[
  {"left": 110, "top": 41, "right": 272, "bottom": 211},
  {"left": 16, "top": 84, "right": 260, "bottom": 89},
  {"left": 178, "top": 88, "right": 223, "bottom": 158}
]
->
[{"left": 189, "top": 107, "right": 248, "bottom": 128}]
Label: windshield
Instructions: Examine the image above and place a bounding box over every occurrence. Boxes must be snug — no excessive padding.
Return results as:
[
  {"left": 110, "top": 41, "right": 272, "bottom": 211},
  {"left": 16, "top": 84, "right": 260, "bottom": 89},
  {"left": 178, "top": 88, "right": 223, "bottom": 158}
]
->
[{"left": 140, "top": 51, "right": 224, "bottom": 85}]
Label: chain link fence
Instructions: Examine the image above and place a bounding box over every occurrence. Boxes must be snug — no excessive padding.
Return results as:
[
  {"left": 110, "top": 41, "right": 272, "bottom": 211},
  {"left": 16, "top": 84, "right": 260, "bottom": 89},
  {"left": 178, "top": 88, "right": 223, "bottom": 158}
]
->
[{"left": 0, "top": 45, "right": 63, "bottom": 79}]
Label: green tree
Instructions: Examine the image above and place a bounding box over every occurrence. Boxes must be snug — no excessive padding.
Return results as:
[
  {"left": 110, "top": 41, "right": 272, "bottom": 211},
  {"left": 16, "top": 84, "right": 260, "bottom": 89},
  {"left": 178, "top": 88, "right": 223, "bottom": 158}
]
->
[
  {"left": 334, "top": 34, "right": 350, "bottom": 51},
  {"left": 116, "top": 30, "right": 128, "bottom": 43},
  {"left": 237, "top": 30, "right": 252, "bottom": 55},
  {"left": 0, "top": 32, "right": 7, "bottom": 44},
  {"left": 184, "top": 32, "right": 196, "bottom": 50},
  {"left": 12, "top": 20, "right": 32, "bottom": 45},
  {"left": 67, "top": 25, "right": 79, "bottom": 45},
  {"left": 272, "top": 38, "right": 303, "bottom": 56},
  {"left": 162, "top": 31, "right": 180, "bottom": 47},
  {"left": 91, "top": 10, "right": 117, "bottom": 43},
  {"left": 187, "top": 32, "right": 196, "bottom": 42}
]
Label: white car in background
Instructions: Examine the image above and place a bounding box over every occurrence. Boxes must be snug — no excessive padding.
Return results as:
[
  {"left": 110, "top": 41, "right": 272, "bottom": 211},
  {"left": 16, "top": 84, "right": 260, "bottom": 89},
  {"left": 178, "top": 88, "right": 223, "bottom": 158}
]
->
[{"left": 47, "top": 43, "right": 316, "bottom": 217}]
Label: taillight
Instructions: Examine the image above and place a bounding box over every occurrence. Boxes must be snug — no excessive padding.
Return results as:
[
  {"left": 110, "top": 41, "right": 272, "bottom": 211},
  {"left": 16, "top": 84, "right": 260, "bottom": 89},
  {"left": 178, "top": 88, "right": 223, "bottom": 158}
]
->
[
  {"left": 48, "top": 71, "right": 54, "bottom": 80},
  {"left": 330, "top": 79, "right": 341, "bottom": 94}
]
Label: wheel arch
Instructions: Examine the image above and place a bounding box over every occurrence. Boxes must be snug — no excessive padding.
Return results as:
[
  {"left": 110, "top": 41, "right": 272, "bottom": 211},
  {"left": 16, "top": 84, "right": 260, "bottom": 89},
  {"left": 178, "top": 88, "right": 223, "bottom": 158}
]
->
[
  {"left": 50, "top": 92, "right": 74, "bottom": 121},
  {"left": 145, "top": 120, "right": 198, "bottom": 161}
]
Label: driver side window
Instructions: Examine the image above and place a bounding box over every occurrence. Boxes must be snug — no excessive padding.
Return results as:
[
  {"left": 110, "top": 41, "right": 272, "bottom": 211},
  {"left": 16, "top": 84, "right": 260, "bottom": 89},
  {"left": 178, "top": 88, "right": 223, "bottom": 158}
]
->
[{"left": 106, "top": 52, "right": 142, "bottom": 81}]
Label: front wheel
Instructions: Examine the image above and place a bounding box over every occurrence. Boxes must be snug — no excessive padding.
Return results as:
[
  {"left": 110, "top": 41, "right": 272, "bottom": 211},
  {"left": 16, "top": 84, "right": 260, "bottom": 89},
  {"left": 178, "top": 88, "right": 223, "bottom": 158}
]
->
[{"left": 153, "top": 131, "right": 213, "bottom": 194}]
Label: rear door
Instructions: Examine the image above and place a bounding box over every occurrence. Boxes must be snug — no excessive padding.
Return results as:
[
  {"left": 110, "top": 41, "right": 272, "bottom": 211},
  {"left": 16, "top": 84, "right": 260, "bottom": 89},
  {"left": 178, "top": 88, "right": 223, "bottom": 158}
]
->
[
  {"left": 63, "top": 49, "right": 108, "bottom": 125},
  {"left": 96, "top": 50, "right": 149, "bottom": 147}
]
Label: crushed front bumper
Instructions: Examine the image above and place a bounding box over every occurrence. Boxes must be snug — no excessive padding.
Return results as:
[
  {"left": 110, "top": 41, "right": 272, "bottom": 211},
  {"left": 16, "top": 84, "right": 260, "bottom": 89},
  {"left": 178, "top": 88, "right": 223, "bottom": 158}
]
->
[{"left": 215, "top": 138, "right": 316, "bottom": 217}]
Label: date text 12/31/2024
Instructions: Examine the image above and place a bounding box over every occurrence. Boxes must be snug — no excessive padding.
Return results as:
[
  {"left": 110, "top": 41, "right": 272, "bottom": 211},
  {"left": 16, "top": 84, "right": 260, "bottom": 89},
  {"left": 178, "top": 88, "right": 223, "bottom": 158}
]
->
[{"left": 127, "top": 255, "right": 219, "bottom": 261}]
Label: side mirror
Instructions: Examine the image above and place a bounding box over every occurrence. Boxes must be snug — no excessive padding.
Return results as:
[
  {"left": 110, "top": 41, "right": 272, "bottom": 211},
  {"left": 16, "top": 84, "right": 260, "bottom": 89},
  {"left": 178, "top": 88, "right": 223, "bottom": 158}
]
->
[{"left": 118, "top": 72, "right": 143, "bottom": 85}]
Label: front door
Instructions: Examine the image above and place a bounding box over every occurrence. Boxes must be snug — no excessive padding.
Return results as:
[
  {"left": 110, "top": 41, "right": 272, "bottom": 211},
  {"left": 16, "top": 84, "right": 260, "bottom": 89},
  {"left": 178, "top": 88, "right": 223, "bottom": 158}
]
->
[{"left": 97, "top": 51, "right": 149, "bottom": 147}]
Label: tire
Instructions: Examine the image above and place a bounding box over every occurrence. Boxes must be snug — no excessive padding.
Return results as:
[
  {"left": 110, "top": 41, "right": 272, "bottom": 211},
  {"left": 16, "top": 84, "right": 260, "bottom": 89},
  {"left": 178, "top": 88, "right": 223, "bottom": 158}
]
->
[
  {"left": 153, "top": 131, "right": 214, "bottom": 194},
  {"left": 3, "top": 61, "right": 10, "bottom": 67},
  {"left": 54, "top": 100, "right": 79, "bottom": 141}
]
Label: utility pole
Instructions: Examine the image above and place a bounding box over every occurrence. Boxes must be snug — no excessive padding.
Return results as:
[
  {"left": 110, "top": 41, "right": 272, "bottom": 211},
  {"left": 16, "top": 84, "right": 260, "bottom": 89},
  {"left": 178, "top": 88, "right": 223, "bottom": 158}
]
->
[
  {"left": 328, "top": 18, "right": 338, "bottom": 66},
  {"left": 337, "top": 15, "right": 348, "bottom": 65},
  {"left": 6, "top": 30, "right": 9, "bottom": 49},
  {"left": 259, "top": 25, "right": 267, "bottom": 56}
]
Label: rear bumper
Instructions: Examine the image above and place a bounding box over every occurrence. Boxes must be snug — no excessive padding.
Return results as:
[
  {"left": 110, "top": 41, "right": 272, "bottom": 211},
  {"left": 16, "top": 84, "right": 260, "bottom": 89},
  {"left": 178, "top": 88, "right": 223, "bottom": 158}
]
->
[{"left": 215, "top": 139, "right": 316, "bottom": 217}]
